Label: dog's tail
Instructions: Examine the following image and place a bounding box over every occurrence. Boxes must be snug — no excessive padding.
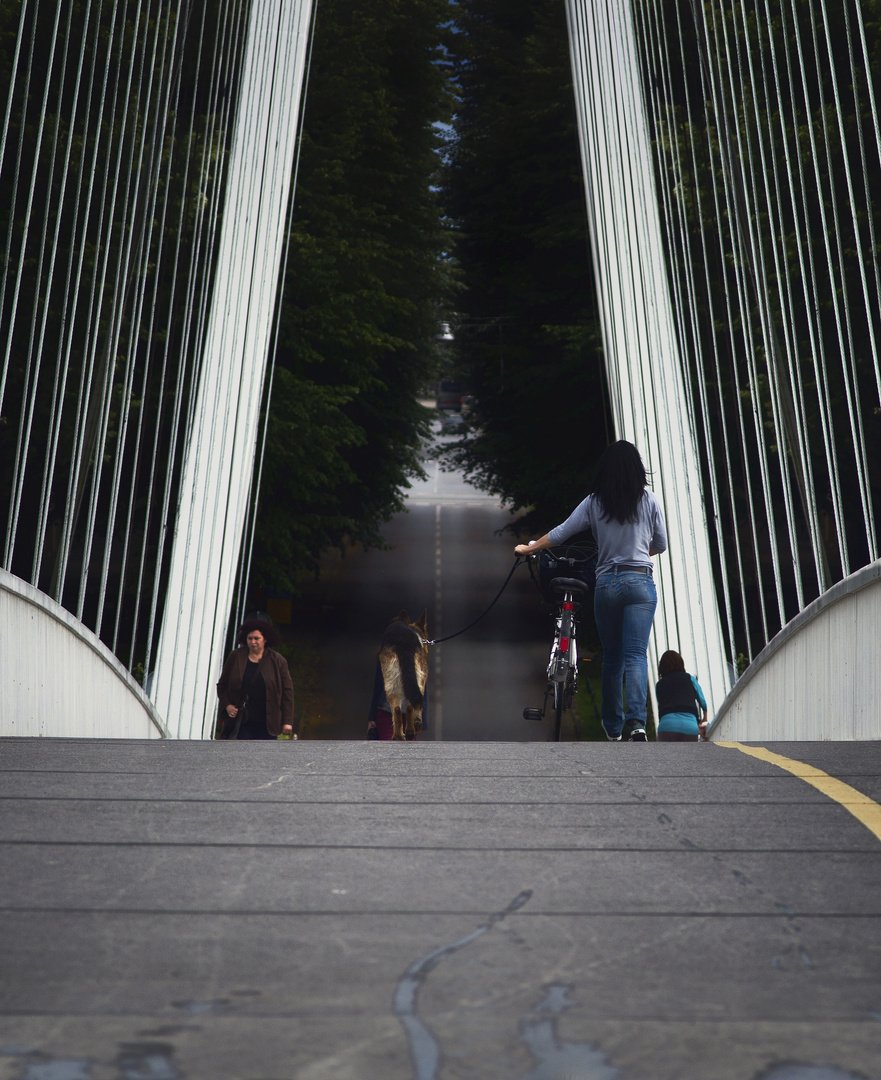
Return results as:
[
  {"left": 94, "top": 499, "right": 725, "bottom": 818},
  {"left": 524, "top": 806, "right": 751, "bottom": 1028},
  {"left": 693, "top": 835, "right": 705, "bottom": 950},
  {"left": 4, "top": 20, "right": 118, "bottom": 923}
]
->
[{"left": 396, "top": 646, "right": 424, "bottom": 708}]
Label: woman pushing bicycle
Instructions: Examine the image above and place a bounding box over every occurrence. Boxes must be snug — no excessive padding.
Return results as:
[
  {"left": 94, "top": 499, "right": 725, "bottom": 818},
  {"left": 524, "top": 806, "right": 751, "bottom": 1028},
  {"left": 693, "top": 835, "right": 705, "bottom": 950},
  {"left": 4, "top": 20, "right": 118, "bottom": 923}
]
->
[{"left": 514, "top": 440, "right": 667, "bottom": 741}]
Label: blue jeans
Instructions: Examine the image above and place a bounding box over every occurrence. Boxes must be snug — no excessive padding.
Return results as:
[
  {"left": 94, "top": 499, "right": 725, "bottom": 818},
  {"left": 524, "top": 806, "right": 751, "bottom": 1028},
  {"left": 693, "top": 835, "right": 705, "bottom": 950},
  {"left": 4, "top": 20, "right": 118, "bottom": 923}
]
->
[{"left": 593, "top": 569, "right": 657, "bottom": 736}]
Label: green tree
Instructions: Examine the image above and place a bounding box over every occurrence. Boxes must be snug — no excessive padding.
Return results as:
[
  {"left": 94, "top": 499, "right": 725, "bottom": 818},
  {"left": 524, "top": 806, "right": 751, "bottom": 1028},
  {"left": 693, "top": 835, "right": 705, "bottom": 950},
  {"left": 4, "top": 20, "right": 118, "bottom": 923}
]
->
[
  {"left": 438, "top": 0, "right": 608, "bottom": 535},
  {"left": 250, "top": 0, "right": 456, "bottom": 588}
]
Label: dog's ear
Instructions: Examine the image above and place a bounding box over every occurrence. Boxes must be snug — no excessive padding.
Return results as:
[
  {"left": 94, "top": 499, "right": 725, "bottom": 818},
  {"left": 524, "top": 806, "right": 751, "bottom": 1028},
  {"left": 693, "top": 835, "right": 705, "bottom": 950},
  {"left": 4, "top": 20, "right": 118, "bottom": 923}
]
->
[
  {"left": 397, "top": 609, "right": 410, "bottom": 625},
  {"left": 415, "top": 609, "right": 427, "bottom": 634}
]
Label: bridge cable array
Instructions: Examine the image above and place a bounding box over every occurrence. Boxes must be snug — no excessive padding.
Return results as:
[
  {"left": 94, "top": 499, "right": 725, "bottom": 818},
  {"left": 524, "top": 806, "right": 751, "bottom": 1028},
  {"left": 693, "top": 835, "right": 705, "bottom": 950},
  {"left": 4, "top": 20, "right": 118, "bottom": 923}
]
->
[
  {"left": 0, "top": 1, "right": 316, "bottom": 738},
  {"left": 566, "top": 0, "right": 881, "bottom": 683}
]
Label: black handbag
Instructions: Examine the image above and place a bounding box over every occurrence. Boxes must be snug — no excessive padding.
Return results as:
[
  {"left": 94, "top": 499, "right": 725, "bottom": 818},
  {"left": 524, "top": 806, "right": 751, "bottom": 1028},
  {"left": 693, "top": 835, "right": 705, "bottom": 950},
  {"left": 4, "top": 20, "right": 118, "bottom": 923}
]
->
[
  {"left": 218, "top": 694, "right": 248, "bottom": 740},
  {"left": 218, "top": 659, "right": 260, "bottom": 740}
]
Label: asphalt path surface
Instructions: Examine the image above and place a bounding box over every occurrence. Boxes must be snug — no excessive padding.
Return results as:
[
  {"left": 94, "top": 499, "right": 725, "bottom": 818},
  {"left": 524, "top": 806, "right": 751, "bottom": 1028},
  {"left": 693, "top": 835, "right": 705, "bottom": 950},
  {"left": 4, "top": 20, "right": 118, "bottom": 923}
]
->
[
  {"left": 4, "top": 430, "right": 880, "bottom": 1079},
  {"left": 1, "top": 737, "right": 880, "bottom": 1080},
  {"left": 299, "top": 431, "right": 568, "bottom": 742}
]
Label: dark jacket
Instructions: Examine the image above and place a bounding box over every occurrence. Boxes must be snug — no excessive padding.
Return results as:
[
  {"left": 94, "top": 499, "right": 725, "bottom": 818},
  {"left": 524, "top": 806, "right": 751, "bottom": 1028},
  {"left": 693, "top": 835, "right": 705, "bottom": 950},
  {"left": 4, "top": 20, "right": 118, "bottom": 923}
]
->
[
  {"left": 656, "top": 670, "right": 700, "bottom": 719},
  {"left": 217, "top": 647, "right": 294, "bottom": 736}
]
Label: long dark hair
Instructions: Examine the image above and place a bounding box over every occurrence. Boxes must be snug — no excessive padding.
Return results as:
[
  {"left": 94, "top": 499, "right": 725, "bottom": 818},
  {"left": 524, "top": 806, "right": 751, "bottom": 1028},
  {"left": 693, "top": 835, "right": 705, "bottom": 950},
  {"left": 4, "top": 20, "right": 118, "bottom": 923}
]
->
[{"left": 591, "top": 440, "right": 649, "bottom": 524}]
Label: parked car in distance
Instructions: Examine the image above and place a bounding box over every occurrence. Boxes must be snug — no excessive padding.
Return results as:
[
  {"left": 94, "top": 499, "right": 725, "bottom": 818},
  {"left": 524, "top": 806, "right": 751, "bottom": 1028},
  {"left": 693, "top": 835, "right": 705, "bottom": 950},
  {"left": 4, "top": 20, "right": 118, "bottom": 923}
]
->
[
  {"left": 436, "top": 379, "right": 463, "bottom": 411},
  {"left": 439, "top": 411, "right": 466, "bottom": 434}
]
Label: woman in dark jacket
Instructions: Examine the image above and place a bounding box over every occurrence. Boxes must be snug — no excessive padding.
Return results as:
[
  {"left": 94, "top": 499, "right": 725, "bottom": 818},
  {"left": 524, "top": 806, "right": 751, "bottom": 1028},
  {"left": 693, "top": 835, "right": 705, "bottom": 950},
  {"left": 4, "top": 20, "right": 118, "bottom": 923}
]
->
[{"left": 217, "top": 620, "right": 295, "bottom": 739}]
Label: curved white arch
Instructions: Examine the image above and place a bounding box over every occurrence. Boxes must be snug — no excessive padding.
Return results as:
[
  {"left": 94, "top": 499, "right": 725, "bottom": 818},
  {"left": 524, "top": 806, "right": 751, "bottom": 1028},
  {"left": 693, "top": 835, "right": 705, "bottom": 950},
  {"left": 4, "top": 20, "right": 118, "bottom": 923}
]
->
[
  {"left": 709, "top": 560, "right": 881, "bottom": 741},
  {"left": 0, "top": 569, "right": 167, "bottom": 738}
]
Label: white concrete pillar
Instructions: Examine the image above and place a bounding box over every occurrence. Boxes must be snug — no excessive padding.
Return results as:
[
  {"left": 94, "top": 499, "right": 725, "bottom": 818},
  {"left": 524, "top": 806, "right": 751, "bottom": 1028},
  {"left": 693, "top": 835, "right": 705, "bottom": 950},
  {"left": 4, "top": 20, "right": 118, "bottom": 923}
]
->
[
  {"left": 565, "top": 0, "right": 732, "bottom": 715},
  {"left": 150, "top": 0, "right": 314, "bottom": 738}
]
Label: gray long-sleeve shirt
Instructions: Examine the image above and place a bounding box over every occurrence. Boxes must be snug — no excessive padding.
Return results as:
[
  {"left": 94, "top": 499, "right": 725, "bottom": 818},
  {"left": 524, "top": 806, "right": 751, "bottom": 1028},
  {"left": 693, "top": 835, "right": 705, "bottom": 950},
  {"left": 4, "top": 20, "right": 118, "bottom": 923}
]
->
[{"left": 548, "top": 490, "right": 667, "bottom": 577}]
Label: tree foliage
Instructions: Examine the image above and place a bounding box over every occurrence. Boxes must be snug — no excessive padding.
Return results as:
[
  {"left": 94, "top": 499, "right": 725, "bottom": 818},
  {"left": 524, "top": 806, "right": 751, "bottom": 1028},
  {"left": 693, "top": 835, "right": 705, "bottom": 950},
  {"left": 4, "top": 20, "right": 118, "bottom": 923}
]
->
[
  {"left": 249, "top": 0, "right": 456, "bottom": 589},
  {"left": 437, "top": 0, "right": 609, "bottom": 535}
]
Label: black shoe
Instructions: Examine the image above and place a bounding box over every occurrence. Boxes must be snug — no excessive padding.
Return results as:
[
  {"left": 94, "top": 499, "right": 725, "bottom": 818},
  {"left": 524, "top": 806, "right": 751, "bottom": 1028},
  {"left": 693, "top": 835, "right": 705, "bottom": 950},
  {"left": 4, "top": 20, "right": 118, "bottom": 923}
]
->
[{"left": 627, "top": 725, "right": 647, "bottom": 742}]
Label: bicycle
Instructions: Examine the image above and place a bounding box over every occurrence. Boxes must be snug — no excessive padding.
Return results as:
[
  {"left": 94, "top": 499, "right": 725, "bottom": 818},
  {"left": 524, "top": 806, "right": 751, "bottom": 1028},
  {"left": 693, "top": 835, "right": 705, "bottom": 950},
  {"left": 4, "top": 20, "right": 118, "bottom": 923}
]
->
[{"left": 522, "top": 543, "right": 597, "bottom": 741}]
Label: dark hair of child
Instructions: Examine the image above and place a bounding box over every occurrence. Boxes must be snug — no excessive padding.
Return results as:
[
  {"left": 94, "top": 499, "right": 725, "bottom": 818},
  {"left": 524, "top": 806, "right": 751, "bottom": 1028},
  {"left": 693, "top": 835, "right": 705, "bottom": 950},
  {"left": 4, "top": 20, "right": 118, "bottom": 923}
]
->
[{"left": 658, "top": 649, "right": 686, "bottom": 677}]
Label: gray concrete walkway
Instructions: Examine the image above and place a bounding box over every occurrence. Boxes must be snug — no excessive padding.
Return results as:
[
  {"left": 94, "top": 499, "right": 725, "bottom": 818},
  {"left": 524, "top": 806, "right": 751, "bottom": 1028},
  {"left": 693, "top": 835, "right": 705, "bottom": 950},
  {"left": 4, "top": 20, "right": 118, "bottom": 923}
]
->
[{"left": 1, "top": 737, "right": 880, "bottom": 1080}]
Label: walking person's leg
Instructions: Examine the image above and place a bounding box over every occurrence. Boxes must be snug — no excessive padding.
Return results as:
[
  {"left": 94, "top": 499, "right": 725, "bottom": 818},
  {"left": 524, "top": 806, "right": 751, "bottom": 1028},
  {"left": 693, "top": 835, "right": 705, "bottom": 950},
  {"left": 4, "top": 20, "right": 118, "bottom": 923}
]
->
[
  {"left": 593, "top": 576, "right": 625, "bottom": 739},
  {"left": 619, "top": 574, "right": 657, "bottom": 740}
]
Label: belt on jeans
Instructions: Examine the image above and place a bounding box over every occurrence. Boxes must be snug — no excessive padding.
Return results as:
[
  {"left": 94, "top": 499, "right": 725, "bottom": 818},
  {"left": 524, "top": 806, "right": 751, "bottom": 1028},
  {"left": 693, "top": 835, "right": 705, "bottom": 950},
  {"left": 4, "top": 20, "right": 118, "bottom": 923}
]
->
[{"left": 606, "top": 564, "right": 652, "bottom": 575}]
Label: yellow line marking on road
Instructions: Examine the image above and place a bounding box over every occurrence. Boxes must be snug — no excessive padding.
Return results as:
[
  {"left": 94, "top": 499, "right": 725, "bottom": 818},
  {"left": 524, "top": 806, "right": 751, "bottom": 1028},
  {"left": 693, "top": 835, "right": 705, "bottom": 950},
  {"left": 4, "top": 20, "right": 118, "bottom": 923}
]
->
[{"left": 718, "top": 742, "right": 881, "bottom": 844}]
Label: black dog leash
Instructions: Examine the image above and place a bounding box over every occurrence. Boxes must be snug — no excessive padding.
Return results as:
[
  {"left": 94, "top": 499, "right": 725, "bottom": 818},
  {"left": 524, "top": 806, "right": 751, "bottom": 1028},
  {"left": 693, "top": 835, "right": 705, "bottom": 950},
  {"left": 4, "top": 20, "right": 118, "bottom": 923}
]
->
[{"left": 426, "top": 558, "right": 524, "bottom": 646}]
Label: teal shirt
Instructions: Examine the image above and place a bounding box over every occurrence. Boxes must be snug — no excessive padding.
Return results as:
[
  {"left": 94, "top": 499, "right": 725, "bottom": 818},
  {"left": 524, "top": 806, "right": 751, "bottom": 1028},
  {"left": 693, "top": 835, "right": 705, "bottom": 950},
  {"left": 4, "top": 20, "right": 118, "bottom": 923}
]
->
[{"left": 656, "top": 674, "right": 707, "bottom": 736}]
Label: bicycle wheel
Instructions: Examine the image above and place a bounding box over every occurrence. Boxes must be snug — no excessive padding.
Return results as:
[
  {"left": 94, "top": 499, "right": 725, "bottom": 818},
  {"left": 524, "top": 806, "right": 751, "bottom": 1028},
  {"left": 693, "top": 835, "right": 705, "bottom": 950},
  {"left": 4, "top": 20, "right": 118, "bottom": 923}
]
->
[
  {"left": 552, "top": 678, "right": 565, "bottom": 741},
  {"left": 551, "top": 609, "right": 574, "bottom": 741}
]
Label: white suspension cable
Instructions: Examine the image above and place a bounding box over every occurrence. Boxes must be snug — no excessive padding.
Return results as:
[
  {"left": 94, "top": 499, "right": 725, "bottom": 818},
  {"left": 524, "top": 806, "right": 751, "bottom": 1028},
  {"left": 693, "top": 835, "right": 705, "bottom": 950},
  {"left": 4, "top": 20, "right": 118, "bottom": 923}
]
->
[
  {"left": 86, "top": 0, "right": 158, "bottom": 634},
  {"left": 109, "top": 1, "right": 190, "bottom": 654},
  {"left": 693, "top": 1, "right": 773, "bottom": 648},
  {"left": 95, "top": 0, "right": 176, "bottom": 639},
  {"left": 31, "top": 1, "right": 100, "bottom": 588},
  {"left": 753, "top": 0, "right": 828, "bottom": 597},
  {"left": 713, "top": 4, "right": 789, "bottom": 629},
  {"left": 143, "top": 0, "right": 249, "bottom": 681},
  {"left": 0, "top": 0, "right": 29, "bottom": 203},
  {"left": 813, "top": 0, "right": 878, "bottom": 561},
  {"left": 844, "top": 0, "right": 881, "bottom": 410},
  {"left": 0, "top": 0, "right": 38, "bottom": 423},
  {"left": 789, "top": 0, "right": 858, "bottom": 576},
  {"left": 76, "top": 2, "right": 153, "bottom": 623},
  {"left": 14, "top": 0, "right": 79, "bottom": 586},
  {"left": 636, "top": 0, "right": 738, "bottom": 667},
  {"left": 65, "top": 0, "right": 134, "bottom": 617},
  {"left": 2, "top": 0, "right": 65, "bottom": 568},
  {"left": 53, "top": 0, "right": 124, "bottom": 604},
  {"left": 732, "top": 1, "right": 808, "bottom": 614},
  {"left": 659, "top": 0, "right": 740, "bottom": 669},
  {"left": 773, "top": 0, "right": 849, "bottom": 589}
]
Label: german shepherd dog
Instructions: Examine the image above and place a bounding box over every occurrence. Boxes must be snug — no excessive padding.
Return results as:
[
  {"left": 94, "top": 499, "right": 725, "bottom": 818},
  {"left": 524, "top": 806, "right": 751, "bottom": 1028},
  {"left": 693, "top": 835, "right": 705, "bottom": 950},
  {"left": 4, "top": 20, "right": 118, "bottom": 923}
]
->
[{"left": 379, "top": 610, "right": 429, "bottom": 740}]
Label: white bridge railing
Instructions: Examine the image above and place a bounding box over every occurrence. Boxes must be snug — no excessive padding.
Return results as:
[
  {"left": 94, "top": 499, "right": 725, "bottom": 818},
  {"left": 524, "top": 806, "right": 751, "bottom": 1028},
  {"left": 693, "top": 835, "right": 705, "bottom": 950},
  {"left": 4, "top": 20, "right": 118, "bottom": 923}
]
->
[
  {"left": 709, "top": 561, "right": 881, "bottom": 741},
  {"left": 1, "top": 569, "right": 167, "bottom": 739}
]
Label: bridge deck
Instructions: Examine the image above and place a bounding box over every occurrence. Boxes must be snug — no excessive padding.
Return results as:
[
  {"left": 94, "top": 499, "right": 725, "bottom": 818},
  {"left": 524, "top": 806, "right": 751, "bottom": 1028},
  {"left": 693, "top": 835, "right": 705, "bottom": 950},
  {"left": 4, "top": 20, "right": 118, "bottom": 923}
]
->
[{"left": 1, "top": 738, "right": 880, "bottom": 1080}]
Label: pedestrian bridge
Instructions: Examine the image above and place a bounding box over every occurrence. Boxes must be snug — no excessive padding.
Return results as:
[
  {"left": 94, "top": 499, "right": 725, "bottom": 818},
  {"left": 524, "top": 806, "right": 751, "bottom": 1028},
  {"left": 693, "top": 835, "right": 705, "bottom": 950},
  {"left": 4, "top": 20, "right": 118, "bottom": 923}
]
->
[
  {"left": 1, "top": 2, "right": 879, "bottom": 740},
  {"left": 4, "top": 557, "right": 880, "bottom": 742}
]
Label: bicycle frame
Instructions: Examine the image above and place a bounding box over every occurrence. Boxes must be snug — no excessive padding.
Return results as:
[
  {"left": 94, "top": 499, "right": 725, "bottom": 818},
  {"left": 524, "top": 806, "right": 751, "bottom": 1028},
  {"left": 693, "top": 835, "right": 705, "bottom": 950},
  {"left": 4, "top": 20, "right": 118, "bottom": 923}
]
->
[
  {"left": 523, "top": 545, "right": 595, "bottom": 741},
  {"left": 546, "top": 588, "right": 582, "bottom": 740}
]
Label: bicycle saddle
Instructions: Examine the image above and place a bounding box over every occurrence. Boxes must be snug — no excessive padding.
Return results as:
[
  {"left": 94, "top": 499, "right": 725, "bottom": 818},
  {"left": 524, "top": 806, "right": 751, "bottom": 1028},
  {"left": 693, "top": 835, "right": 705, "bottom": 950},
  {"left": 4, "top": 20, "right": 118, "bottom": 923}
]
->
[{"left": 549, "top": 576, "right": 592, "bottom": 601}]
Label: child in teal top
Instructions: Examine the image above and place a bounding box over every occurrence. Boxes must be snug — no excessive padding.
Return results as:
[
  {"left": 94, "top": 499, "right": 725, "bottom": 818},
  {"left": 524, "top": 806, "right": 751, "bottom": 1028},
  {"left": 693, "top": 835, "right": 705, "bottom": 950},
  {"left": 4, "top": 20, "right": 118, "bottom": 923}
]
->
[{"left": 655, "top": 650, "right": 708, "bottom": 741}]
